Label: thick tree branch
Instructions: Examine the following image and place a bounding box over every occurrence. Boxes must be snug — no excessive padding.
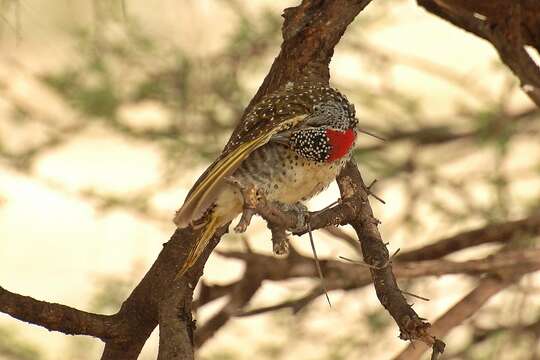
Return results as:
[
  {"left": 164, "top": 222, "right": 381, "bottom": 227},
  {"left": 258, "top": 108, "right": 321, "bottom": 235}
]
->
[
  {"left": 418, "top": 0, "right": 540, "bottom": 107},
  {"left": 101, "top": 226, "right": 226, "bottom": 360},
  {"left": 156, "top": 281, "right": 197, "bottom": 360},
  {"left": 114, "top": 1, "right": 381, "bottom": 357},
  {"left": 232, "top": 0, "right": 374, "bottom": 131},
  {"left": 0, "top": 286, "right": 115, "bottom": 339}
]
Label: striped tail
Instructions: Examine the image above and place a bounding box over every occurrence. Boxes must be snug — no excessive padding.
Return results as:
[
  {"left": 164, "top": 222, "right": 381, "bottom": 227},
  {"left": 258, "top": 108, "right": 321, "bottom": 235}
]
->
[{"left": 175, "top": 213, "right": 223, "bottom": 279}]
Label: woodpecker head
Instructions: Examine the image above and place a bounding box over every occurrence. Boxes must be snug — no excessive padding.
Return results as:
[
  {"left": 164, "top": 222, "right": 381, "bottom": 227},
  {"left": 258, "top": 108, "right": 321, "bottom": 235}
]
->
[{"left": 286, "top": 92, "right": 359, "bottom": 162}]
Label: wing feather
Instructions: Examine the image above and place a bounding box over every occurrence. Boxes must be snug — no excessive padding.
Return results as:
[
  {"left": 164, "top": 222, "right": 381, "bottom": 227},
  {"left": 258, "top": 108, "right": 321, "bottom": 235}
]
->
[{"left": 174, "top": 115, "right": 305, "bottom": 227}]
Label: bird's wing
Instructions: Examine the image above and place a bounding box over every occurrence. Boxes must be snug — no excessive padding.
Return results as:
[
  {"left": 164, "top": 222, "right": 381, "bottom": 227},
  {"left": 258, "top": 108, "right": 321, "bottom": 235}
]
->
[{"left": 174, "top": 113, "right": 307, "bottom": 227}]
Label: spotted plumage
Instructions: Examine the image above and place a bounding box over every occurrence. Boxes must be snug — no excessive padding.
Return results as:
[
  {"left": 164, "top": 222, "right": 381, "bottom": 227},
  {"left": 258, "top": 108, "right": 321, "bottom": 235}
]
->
[
  {"left": 289, "top": 128, "right": 332, "bottom": 162},
  {"left": 174, "top": 82, "right": 359, "bottom": 275}
]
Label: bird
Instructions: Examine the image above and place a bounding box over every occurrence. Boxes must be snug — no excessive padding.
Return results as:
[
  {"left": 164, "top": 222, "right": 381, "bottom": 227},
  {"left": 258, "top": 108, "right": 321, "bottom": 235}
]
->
[{"left": 174, "top": 81, "right": 359, "bottom": 276}]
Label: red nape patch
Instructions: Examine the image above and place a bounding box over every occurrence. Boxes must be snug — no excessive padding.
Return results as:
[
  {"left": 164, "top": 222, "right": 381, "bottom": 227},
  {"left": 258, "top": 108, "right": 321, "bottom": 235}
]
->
[{"left": 325, "top": 128, "right": 356, "bottom": 161}]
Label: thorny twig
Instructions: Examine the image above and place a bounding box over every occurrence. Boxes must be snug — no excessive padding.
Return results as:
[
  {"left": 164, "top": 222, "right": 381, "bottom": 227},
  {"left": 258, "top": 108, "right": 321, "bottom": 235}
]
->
[{"left": 228, "top": 160, "right": 446, "bottom": 357}]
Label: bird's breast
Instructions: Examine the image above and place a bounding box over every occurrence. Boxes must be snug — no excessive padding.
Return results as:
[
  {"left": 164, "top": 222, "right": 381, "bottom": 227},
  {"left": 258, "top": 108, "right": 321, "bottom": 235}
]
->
[{"left": 232, "top": 143, "right": 348, "bottom": 204}]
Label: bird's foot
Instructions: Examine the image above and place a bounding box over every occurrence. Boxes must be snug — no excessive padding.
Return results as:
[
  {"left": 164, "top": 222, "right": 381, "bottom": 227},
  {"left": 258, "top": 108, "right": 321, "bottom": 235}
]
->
[
  {"left": 263, "top": 201, "right": 307, "bottom": 256},
  {"left": 268, "top": 222, "right": 290, "bottom": 256},
  {"left": 231, "top": 181, "right": 264, "bottom": 233},
  {"left": 234, "top": 207, "right": 256, "bottom": 233},
  {"left": 283, "top": 202, "right": 309, "bottom": 233}
]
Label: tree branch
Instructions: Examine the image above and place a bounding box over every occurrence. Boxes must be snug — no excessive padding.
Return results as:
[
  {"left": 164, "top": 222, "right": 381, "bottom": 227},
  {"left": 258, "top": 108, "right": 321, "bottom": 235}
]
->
[
  {"left": 222, "top": 246, "right": 540, "bottom": 318},
  {"left": 397, "top": 212, "right": 540, "bottom": 261},
  {"left": 100, "top": 226, "right": 226, "bottom": 360},
  {"left": 195, "top": 269, "right": 264, "bottom": 347},
  {"left": 417, "top": 0, "right": 540, "bottom": 107},
  {"left": 0, "top": 286, "right": 115, "bottom": 339},
  {"left": 156, "top": 281, "right": 197, "bottom": 360},
  {"left": 336, "top": 162, "right": 442, "bottom": 351}
]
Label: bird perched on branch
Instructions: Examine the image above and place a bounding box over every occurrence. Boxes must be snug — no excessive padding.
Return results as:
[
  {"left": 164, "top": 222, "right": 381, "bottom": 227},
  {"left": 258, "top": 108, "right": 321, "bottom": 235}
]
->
[{"left": 174, "top": 82, "right": 359, "bottom": 275}]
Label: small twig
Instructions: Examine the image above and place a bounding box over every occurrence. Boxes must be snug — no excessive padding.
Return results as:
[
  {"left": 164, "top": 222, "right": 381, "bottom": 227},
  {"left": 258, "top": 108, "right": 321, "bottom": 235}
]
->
[
  {"left": 431, "top": 339, "right": 446, "bottom": 360},
  {"left": 339, "top": 248, "right": 400, "bottom": 270},
  {"left": 339, "top": 255, "right": 382, "bottom": 269},
  {"left": 365, "top": 179, "right": 386, "bottom": 204},
  {"left": 235, "top": 288, "right": 323, "bottom": 317},
  {"left": 400, "top": 290, "right": 430, "bottom": 302},
  {"left": 393, "top": 275, "right": 519, "bottom": 360},
  {"left": 307, "top": 221, "right": 331, "bottom": 307},
  {"left": 314, "top": 199, "right": 341, "bottom": 214}
]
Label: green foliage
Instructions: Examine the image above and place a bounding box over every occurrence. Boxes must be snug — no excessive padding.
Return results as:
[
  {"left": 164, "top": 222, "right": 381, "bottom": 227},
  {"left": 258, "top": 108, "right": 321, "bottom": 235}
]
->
[
  {"left": 365, "top": 309, "right": 391, "bottom": 333},
  {"left": 0, "top": 326, "right": 42, "bottom": 360},
  {"left": 89, "top": 275, "right": 134, "bottom": 314}
]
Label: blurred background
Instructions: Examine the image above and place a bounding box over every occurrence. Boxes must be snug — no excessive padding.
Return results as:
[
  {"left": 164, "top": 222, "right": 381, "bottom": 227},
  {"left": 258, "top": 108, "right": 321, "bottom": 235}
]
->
[{"left": 1, "top": 0, "right": 539, "bottom": 359}]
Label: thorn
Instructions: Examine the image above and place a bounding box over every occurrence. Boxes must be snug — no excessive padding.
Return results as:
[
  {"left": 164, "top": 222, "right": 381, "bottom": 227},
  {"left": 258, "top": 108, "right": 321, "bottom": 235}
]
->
[
  {"left": 364, "top": 179, "right": 386, "bottom": 204},
  {"left": 313, "top": 199, "right": 340, "bottom": 214},
  {"left": 307, "top": 222, "right": 331, "bottom": 307},
  {"left": 338, "top": 255, "right": 382, "bottom": 270},
  {"left": 306, "top": 199, "right": 341, "bottom": 222},
  {"left": 400, "top": 290, "right": 430, "bottom": 302}
]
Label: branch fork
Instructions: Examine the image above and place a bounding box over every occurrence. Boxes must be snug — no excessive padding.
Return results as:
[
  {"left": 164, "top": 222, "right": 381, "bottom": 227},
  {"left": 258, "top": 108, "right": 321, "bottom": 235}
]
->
[{"left": 232, "top": 180, "right": 359, "bottom": 256}]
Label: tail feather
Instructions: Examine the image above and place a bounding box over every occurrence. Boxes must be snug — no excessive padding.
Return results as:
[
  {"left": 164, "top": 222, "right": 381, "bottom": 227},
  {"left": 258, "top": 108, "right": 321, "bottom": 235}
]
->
[{"left": 175, "top": 213, "right": 222, "bottom": 279}]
